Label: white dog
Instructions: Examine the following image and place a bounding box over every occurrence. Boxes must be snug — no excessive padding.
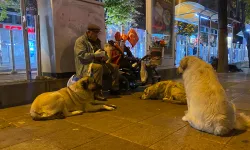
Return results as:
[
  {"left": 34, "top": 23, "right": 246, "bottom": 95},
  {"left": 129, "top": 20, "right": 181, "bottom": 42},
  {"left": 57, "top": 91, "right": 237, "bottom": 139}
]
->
[
  {"left": 177, "top": 56, "right": 250, "bottom": 136},
  {"left": 30, "top": 76, "right": 116, "bottom": 120}
]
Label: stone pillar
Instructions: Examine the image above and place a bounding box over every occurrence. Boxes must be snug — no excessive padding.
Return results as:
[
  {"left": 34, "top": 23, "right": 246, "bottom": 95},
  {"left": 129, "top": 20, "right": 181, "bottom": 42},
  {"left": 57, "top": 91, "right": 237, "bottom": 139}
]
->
[
  {"left": 37, "top": 0, "right": 106, "bottom": 78},
  {"left": 217, "top": 0, "right": 228, "bottom": 72},
  {"left": 146, "top": 0, "right": 153, "bottom": 55},
  {"left": 149, "top": 0, "right": 175, "bottom": 69}
]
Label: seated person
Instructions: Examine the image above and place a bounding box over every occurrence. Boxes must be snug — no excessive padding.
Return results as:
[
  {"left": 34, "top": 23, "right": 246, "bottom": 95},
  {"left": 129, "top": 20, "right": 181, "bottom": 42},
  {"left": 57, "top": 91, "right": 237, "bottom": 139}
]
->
[
  {"left": 104, "top": 40, "right": 123, "bottom": 65},
  {"left": 74, "top": 24, "right": 120, "bottom": 101}
]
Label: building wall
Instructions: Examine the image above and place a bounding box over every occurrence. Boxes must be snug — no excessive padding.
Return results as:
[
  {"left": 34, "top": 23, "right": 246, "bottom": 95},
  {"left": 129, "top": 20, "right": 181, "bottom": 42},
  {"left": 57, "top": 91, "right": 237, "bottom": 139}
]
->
[{"left": 38, "top": 0, "right": 105, "bottom": 75}]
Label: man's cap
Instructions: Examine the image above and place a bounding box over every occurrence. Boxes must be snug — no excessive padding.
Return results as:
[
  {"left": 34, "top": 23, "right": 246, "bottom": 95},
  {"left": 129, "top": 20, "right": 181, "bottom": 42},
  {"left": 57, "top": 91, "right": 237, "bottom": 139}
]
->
[{"left": 87, "top": 24, "right": 101, "bottom": 32}]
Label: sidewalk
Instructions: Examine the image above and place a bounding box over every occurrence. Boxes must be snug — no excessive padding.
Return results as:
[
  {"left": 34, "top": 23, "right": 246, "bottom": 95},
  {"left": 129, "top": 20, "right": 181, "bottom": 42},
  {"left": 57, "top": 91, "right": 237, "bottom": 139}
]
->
[{"left": 0, "top": 71, "right": 250, "bottom": 150}]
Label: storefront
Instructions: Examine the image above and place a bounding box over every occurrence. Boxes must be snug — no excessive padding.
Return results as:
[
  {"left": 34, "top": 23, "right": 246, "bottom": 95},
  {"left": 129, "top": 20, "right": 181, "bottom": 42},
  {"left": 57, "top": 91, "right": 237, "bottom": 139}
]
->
[
  {"left": 0, "top": 23, "right": 37, "bottom": 71},
  {"left": 174, "top": 1, "right": 248, "bottom": 66}
]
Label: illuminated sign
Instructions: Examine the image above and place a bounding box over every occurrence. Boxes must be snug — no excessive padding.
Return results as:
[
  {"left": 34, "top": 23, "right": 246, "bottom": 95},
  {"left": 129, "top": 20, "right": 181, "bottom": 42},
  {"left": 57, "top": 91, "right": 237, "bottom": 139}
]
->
[{"left": 0, "top": 24, "right": 35, "bottom": 33}]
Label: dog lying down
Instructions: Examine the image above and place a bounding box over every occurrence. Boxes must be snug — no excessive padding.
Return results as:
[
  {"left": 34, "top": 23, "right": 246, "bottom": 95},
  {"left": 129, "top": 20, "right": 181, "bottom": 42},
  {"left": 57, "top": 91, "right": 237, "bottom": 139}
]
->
[
  {"left": 30, "top": 77, "right": 117, "bottom": 120},
  {"left": 177, "top": 56, "right": 250, "bottom": 136},
  {"left": 141, "top": 81, "right": 187, "bottom": 104}
]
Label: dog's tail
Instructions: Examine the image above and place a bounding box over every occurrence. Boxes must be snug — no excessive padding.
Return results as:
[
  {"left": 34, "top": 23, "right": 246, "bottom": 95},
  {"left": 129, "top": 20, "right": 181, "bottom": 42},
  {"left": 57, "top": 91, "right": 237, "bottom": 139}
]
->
[{"left": 234, "top": 113, "right": 250, "bottom": 130}]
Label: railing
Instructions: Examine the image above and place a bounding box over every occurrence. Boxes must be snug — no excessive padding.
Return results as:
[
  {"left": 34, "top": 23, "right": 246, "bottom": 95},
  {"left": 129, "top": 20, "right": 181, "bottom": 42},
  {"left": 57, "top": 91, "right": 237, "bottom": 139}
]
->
[
  {"left": 229, "top": 44, "right": 248, "bottom": 64},
  {"left": 175, "top": 41, "right": 247, "bottom": 66}
]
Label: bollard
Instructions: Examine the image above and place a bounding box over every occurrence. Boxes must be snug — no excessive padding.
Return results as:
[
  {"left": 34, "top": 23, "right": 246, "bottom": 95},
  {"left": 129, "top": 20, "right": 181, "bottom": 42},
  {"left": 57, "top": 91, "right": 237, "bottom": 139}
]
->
[
  {"left": 35, "top": 15, "right": 42, "bottom": 78},
  {"left": 9, "top": 30, "right": 17, "bottom": 74}
]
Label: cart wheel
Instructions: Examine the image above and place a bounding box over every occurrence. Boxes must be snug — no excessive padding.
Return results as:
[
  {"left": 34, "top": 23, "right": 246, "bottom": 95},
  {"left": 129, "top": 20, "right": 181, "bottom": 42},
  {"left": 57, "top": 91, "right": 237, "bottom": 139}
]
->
[{"left": 119, "top": 75, "right": 129, "bottom": 91}]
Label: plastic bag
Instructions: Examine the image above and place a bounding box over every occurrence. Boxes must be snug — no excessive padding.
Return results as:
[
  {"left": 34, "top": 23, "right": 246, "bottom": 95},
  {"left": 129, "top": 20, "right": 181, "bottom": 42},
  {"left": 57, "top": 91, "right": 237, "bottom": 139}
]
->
[
  {"left": 67, "top": 75, "right": 76, "bottom": 87},
  {"left": 67, "top": 64, "right": 93, "bottom": 87},
  {"left": 140, "top": 60, "right": 148, "bottom": 83}
]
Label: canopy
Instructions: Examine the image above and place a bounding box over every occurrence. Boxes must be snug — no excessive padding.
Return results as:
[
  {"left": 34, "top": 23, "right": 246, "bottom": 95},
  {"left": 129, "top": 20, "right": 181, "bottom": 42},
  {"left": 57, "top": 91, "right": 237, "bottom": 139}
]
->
[{"left": 175, "top": 1, "right": 218, "bottom": 25}]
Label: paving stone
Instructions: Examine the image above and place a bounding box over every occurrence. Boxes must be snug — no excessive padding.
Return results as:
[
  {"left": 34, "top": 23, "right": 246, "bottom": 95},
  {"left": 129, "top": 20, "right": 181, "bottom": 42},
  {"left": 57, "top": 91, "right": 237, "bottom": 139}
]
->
[
  {"left": 139, "top": 113, "right": 187, "bottom": 131},
  {"left": 150, "top": 126, "right": 226, "bottom": 150},
  {"left": 66, "top": 113, "right": 134, "bottom": 134},
  {"left": 1, "top": 138, "right": 62, "bottom": 150},
  {"left": 0, "top": 105, "right": 31, "bottom": 119},
  {"left": 0, "top": 127, "right": 33, "bottom": 149},
  {"left": 110, "top": 122, "right": 174, "bottom": 147},
  {"left": 6, "top": 114, "right": 51, "bottom": 128},
  {"left": 227, "top": 130, "right": 250, "bottom": 150},
  {"left": 21, "top": 120, "right": 79, "bottom": 138},
  {"left": 0, "top": 119, "right": 16, "bottom": 130},
  {"left": 44, "top": 126, "right": 105, "bottom": 150},
  {"left": 71, "top": 135, "right": 152, "bottom": 150}
]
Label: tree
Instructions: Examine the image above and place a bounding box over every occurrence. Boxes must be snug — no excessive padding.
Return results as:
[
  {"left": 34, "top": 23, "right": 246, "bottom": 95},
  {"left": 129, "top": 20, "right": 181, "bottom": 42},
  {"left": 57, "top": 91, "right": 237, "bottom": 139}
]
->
[
  {"left": 104, "top": 0, "right": 143, "bottom": 27},
  {"left": 217, "top": 0, "right": 228, "bottom": 72},
  {"left": 243, "top": 0, "right": 250, "bottom": 23},
  {"left": 0, "top": 0, "right": 19, "bottom": 21},
  {"left": 176, "top": 21, "right": 196, "bottom": 37},
  {"left": 176, "top": 21, "right": 197, "bottom": 56},
  {"left": 0, "top": 0, "right": 37, "bottom": 22}
]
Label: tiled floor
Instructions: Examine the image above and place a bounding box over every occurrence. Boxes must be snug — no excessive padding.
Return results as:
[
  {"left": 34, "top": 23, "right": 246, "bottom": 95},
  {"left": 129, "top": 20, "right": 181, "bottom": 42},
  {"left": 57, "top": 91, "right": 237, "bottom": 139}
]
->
[{"left": 1, "top": 71, "right": 250, "bottom": 149}]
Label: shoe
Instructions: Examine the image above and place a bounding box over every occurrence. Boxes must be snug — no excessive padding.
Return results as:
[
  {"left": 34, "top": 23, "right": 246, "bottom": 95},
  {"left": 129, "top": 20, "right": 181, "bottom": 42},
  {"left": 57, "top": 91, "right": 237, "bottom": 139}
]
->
[
  {"left": 94, "top": 94, "right": 107, "bottom": 101},
  {"left": 109, "top": 90, "right": 120, "bottom": 95}
]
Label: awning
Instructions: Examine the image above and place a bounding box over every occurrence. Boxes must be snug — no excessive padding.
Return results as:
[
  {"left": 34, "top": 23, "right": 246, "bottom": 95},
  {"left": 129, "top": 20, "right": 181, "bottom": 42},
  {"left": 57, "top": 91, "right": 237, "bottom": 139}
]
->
[{"left": 175, "top": 1, "right": 218, "bottom": 25}]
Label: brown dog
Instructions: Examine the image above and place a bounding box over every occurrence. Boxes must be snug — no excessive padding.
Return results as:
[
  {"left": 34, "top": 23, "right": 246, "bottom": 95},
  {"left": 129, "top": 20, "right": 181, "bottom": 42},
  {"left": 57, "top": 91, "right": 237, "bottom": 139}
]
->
[
  {"left": 30, "top": 76, "right": 116, "bottom": 120},
  {"left": 141, "top": 81, "right": 187, "bottom": 104}
]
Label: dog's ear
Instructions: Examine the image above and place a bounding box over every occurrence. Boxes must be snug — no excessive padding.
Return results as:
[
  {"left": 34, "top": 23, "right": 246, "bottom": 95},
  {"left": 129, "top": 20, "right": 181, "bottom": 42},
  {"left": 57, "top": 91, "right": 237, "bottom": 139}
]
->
[
  {"left": 178, "top": 57, "right": 189, "bottom": 74},
  {"left": 180, "top": 57, "right": 188, "bottom": 70}
]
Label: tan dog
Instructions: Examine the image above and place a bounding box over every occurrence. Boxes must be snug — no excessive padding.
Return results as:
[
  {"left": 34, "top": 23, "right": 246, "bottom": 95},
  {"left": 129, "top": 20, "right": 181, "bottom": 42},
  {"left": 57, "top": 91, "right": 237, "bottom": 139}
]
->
[
  {"left": 30, "top": 77, "right": 116, "bottom": 120},
  {"left": 141, "top": 81, "right": 187, "bottom": 104},
  {"left": 177, "top": 56, "right": 250, "bottom": 135}
]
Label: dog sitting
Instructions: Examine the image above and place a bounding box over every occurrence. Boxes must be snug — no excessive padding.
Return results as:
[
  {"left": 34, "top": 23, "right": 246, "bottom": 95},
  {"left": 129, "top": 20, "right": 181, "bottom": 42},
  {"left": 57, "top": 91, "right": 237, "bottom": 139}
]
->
[
  {"left": 177, "top": 56, "right": 250, "bottom": 136},
  {"left": 30, "top": 76, "right": 117, "bottom": 120},
  {"left": 140, "top": 81, "right": 187, "bottom": 104}
]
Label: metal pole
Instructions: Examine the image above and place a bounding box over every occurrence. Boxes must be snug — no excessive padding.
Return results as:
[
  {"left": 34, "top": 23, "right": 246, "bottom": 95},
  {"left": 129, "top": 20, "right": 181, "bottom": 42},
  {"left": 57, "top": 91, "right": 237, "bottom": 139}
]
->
[
  {"left": 146, "top": 0, "right": 152, "bottom": 55},
  {"left": 173, "top": 0, "right": 176, "bottom": 65},
  {"left": 9, "top": 30, "right": 17, "bottom": 74},
  {"left": 185, "top": 37, "right": 188, "bottom": 56},
  {"left": 35, "top": 15, "right": 42, "bottom": 77},
  {"left": 231, "top": 22, "right": 234, "bottom": 64},
  {"left": 197, "top": 14, "right": 201, "bottom": 57},
  {"left": 20, "top": 0, "right": 32, "bottom": 81},
  {"left": 208, "top": 17, "right": 211, "bottom": 62}
]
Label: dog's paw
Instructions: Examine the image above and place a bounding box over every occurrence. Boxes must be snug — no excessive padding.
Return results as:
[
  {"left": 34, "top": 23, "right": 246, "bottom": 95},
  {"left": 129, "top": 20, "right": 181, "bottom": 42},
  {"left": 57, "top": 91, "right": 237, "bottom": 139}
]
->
[
  {"left": 214, "top": 126, "right": 230, "bottom": 136},
  {"left": 182, "top": 116, "right": 188, "bottom": 121},
  {"left": 103, "top": 105, "right": 116, "bottom": 111},
  {"left": 72, "top": 110, "right": 84, "bottom": 115},
  {"left": 105, "top": 104, "right": 117, "bottom": 109},
  {"left": 163, "top": 97, "right": 171, "bottom": 101}
]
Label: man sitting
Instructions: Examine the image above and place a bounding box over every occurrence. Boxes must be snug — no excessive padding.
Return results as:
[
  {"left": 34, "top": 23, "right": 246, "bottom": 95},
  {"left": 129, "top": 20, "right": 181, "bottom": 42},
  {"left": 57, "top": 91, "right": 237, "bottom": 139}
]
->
[{"left": 74, "top": 24, "right": 120, "bottom": 101}]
